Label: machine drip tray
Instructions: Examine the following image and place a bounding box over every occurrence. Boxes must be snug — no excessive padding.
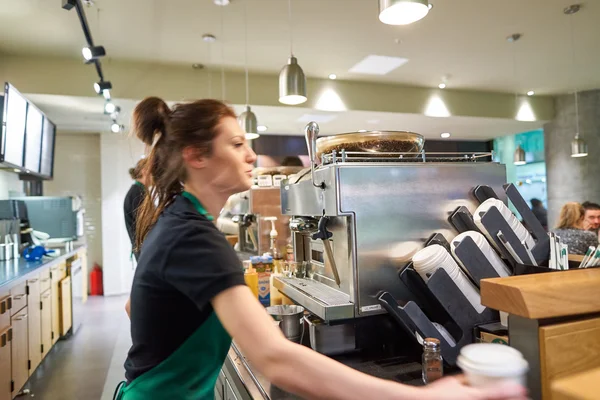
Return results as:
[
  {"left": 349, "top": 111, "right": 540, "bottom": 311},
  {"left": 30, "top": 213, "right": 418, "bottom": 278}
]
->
[{"left": 274, "top": 276, "right": 354, "bottom": 321}]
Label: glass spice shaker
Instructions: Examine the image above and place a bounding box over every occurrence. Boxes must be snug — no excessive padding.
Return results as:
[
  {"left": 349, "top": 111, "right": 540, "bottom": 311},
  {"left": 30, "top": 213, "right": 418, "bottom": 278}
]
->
[{"left": 422, "top": 337, "right": 443, "bottom": 384}]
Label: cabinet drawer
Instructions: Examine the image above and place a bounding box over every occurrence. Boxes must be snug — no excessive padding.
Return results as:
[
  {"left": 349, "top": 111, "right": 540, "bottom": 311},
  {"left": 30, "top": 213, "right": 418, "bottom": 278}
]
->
[
  {"left": 9, "top": 283, "right": 27, "bottom": 316},
  {"left": 39, "top": 269, "right": 51, "bottom": 292},
  {"left": 51, "top": 262, "right": 67, "bottom": 282},
  {"left": 0, "top": 295, "right": 10, "bottom": 331}
]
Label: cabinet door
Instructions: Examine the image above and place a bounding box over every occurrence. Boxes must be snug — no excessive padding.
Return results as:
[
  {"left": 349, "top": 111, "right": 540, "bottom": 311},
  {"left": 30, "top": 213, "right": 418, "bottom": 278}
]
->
[
  {"left": 0, "top": 294, "right": 10, "bottom": 332},
  {"left": 9, "top": 283, "right": 27, "bottom": 316},
  {"left": 10, "top": 307, "right": 28, "bottom": 396},
  {"left": 27, "top": 276, "right": 41, "bottom": 375},
  {"left": 39, "top": 269, "right": 51, "bottom": 293},
  {"left": 40, "top": 290, "right": 52, "bottom": 359},
  {"left": 0, "top": 327, "right": 12, "bottom": 400},
  {"left": 51, "top": 267, "right": 61, "bottom": 344},
  {"left": 60, "top": 276, "right": 72, "bottom": 336}
]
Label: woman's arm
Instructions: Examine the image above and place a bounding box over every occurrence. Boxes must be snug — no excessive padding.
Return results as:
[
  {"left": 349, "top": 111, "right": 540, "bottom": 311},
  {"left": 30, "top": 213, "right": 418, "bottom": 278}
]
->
[{"left": 212, "top": 286, "right": 526, "bottom": 400}]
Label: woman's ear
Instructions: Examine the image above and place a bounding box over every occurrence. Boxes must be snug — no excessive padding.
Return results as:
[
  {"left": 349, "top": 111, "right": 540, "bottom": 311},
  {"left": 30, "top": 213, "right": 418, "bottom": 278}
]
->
[{"left": 182, "top": 146, "right": 209, "bottom": 169}]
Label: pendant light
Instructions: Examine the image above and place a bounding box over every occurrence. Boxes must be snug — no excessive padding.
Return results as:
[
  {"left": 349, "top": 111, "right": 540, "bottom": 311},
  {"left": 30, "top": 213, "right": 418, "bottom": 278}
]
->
[
  {"left": 279, "top": 0, "right": 307, "bottom": 105},
  {"left": 378, "top": 0, "right": 430, "bottom": 26},
  {"left": 508, "top": 33, "right": 527, "bottom": 166},
  {"left": 565, "top": 4, "right": 587, "bottom": 158},
  {"left": 514, "top": 145, "right": 526, "bottom": 165},
  {"left": 238, "top": 0, "right": 260, "bottom": 140}
]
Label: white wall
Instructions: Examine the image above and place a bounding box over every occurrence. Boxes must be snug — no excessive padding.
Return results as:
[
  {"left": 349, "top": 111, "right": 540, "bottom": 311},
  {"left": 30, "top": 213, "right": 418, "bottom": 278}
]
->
[
  {"left": 45, "top": 132, "right": 103, "bottom": 275},
  {"left": 100, "top": 133, "right": 145, "bottom": 296},
  {"left": 0, "top": 170, "right": 23, "bottom": 198}
]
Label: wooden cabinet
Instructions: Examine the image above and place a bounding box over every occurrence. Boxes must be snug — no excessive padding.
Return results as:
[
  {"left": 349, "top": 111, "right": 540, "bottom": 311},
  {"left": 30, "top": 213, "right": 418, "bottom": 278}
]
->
[
  {"left": 40, "top": 290, "right": 52, "bottom": 359},
  {"left": 0, "top": 326, "right": 12, "bottom": 400},
  {"left": 39, "top": 269, "right": 51, "bottom": 293},
  {"left": 539, "top": 316, "right": 600, "bottom": 399},
  {"left": 9, "top": 283, "right": 26, "bottom": 316},
  {"left": 27, "top": 276, "right": 41, "bottom": 375},
  {"left": 60, "top": 276, "right": 72, "bottom": 336},
  {"left": 50, "top": 262, "right": 66, "bottom": 344},
  {"left": 11, "top": 307, "right": 28, "bottom": 397},
  {"left": 0, "top": 294, "right": 10, "bottom": 332}
]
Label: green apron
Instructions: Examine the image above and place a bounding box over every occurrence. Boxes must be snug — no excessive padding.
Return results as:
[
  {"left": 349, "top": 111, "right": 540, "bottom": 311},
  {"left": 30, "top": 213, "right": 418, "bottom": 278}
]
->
[{"left": 116, "top": 192, "right": 228, "bottom": 400}]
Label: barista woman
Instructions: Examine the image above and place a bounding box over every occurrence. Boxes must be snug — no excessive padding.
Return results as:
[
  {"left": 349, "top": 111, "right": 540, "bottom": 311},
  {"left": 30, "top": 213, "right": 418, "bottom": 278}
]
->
[{"left": 116, "top": 97, "right": 526, "bottom": 400}]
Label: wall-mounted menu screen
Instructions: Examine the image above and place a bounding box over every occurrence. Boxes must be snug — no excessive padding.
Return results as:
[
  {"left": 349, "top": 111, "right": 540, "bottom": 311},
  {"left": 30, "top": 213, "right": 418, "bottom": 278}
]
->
[
  {"left": 2, "top": 83, "right": 27, "bottom": 166},
  {"left": 25, "top": 104, "right": 43, "bottom": 172},
  {"left": 40, "top": 117, "right": 56, "bottom": 178}
]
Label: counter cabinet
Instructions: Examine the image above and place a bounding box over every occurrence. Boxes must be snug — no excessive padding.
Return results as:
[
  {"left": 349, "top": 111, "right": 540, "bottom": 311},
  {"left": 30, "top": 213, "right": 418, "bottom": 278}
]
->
[{"left": 0, "top": 246, "right": 87, "bottom": 399}]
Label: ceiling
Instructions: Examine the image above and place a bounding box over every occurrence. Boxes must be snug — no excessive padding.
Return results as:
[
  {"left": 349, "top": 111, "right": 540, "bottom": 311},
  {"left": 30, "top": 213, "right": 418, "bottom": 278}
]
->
[
  {"left": 27, "top": 94, "right": 542, "bottom": 140},
  {"left": 1, "top": 0, "right": 599, "bottom": 95}
]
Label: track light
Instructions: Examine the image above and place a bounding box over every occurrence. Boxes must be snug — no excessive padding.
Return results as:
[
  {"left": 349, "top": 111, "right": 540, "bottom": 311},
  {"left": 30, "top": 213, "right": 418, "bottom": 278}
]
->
[
  {"left": 111, "top": 122, "right": 123, "bottom": 133},
  {"left": 379, "top": 0, "right": 430, "bottom": 25},
  {"left": 82, "top": 45, "right": 106, "bottom": 61},
  {"left": 94, "top": 81, "right": 112, "bottom": 94},
  {"left": 104, "top": 101, "right": 116, "bottom": 114}
]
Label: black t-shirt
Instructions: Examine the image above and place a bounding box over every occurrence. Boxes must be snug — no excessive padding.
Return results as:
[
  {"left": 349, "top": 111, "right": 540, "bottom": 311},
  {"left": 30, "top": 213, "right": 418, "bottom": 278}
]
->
[
  {"left": 124, "top": 194, "right": 245, "bottom": 382},
  {"left": 123, "top": 182, "right": 146, "bottom": 259}
]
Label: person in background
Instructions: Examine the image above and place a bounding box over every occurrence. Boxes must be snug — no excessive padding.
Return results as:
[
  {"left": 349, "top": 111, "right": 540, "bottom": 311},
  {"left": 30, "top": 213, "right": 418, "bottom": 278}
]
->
[
  {"left": 281, "top": 155, "right": 304, "bottom": 167},
  {"left": 553, "top": 202, "right": 598, "bottom": 255},
  {"left": 530, "top": 198, "right": 548, "bottom": 231},
  {"left": 116, "top": 97, "right": 526, "bottom": 400},
  {"left": 123, "top": 158, "right": 148, "bottom": 261},
  {"left": 582, "top": 201, "right": 600, "bottom": 236}
]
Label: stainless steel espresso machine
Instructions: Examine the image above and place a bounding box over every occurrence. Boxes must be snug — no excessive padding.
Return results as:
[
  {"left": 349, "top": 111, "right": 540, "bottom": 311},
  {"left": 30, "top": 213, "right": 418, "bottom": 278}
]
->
[{"left": 274, "top": 123, "right": 507, "bottom": 359}]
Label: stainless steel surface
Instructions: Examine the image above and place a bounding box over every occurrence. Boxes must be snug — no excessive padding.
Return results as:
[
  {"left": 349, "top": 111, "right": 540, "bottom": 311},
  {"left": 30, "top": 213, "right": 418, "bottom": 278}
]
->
[
  {"left": 508, "top": 315, "right": 542, "bottom": 400},
  {"left": 281, "top": 161, "right": 507, "bottom": 321},
  {"left": 321, "top": 151, "right": 493, "bottom": 165},
  {"left": 265, "top": 305, "right": 304, "bottom": 342},
  {"left": 230, "top": 344, "right": 269, "bottom": 400},
  {"left": 239, "top": 105, "right": 258, "bottom": 135},
  {"left": 304, "top": 122, "right": 323, "bottom": 188},
  {"left": 322, "top": 237, "right": 340, "bottom": 286},
  {"left": 273, "top": 276, "right": 354, "bottom": 321},
  {"left": 304, "top": 315, "right": 356, "bottom": 355}
]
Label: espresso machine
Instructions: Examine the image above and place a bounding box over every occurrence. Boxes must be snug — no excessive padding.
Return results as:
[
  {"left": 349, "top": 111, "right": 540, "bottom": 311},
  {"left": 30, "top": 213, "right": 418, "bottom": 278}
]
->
[{"left": 274, "top": 123, "right": 507, "bottom": 358}]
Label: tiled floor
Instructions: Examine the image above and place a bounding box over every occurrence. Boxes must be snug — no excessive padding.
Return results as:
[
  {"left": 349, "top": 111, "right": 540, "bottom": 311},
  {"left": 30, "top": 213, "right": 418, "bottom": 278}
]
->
[{"left": 24, "top": 295, "right": 131, "bottom": 400}]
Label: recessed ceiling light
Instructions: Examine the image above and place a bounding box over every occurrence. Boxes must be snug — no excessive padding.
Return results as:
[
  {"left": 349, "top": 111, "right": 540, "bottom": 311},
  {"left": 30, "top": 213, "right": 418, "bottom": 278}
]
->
[
  {"left": 428, "top": 3, "right": 433, "bottom": 9},
  {"left": 440, "top": 132, "right": 451, "bottom": 138},
  {"left": 13, "top": 169, "right": 20, "bottom": 173},
  {"left": 257, "top": 125, "right": 268, "bottom": 132},
  {"left": 297, "top": 114, "right": 338, "bottom": 124},
  {"left": 358, "top": 130, "right": 367, "bottom": 133},
  {"left": 202, "top": 34, "right": 217, "bottom": 43},
  {"left": 438, "top": 83, "right": 446, "bottom": 89},
  {"left": 213, "top": 0, "right": 230, "bottom": 5},
  {"left": 349, "top": 55, "right": 409, "bottom": 75},
  {"left": 506, "top": 33, "right": 522, "bottom": 43},
  {"left": 527, "top": 90, "right": 535, "bottom": 96},
  {"left": 245, "top": 133, "right": 260, "bottom": 140},
  {"left": 328, "top": 74, "right": 337, "bottom": 80}
]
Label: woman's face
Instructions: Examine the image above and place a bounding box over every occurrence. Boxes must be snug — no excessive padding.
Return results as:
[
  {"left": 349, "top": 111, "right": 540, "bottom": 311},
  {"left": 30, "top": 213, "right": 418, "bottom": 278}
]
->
[{"left": 201, "top": 116, "right": 257, "bottom": 195}]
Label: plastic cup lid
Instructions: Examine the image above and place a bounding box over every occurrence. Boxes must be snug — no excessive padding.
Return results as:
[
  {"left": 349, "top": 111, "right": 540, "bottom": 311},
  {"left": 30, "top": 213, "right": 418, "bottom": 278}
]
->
[{"left": 458, "top": 344, "right": 528, "bottom": 376}]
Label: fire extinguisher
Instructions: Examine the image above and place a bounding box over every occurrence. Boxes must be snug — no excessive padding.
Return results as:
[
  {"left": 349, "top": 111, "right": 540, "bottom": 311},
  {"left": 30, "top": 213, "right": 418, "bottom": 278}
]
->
[{"left": 90, "top": 263, "right": 104, "bottom": 296}]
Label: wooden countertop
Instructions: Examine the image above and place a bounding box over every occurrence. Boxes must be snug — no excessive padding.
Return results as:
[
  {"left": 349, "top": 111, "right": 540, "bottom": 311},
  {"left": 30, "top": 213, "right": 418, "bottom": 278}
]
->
[
  {"left": 551, "top": 367, "right": 600, "bottom": 400},
  {"left": 480, "top": 268, "right": 600, "bottom": 319}
]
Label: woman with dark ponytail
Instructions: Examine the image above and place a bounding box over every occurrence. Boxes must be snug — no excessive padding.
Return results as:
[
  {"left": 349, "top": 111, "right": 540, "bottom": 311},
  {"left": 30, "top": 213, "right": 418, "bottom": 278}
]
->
[{"left": 116, "top": 97, "right": 526, "bottom": 400}]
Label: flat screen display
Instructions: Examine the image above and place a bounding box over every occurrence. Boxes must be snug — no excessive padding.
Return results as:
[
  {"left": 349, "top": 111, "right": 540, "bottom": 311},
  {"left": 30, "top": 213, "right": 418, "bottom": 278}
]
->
[
  {"left": 24, "top": 104, "right": 43, "bottom": 172},
  {"left": 3, "top": 84, "right": 27, "bottom": 166},
  {"left": 40, "top": 117, "right": 56, "bottom": 177}
]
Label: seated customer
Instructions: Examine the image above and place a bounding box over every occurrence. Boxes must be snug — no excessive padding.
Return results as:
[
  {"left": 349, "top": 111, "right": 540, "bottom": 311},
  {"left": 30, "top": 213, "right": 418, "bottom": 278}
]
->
[
  {"left": 530, "top": 198, "right": 548, "bottom": 231},
  {"left": 553, "top": 202, "right": 599, "bottom": 255},
  {"left": 582, "top": 201, "right": 600, "bottom": 235}
]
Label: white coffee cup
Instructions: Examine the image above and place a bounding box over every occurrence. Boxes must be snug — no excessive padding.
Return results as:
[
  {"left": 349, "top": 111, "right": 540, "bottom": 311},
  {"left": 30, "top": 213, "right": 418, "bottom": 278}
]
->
[{"left": 457, "top": 343, "right": 529, "bottom": 388}]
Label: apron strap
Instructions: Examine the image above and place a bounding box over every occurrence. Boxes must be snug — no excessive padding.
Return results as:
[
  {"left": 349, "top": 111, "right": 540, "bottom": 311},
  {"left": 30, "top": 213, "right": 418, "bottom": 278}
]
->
[{"left": 113, "top": 381, "right": 126, "bottom": 400}]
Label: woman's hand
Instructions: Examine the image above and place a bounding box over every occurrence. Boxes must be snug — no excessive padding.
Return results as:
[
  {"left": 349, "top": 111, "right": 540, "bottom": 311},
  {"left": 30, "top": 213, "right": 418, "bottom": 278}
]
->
[{"left": 423, "top": 376, "right": 527, "bottom": 400}]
